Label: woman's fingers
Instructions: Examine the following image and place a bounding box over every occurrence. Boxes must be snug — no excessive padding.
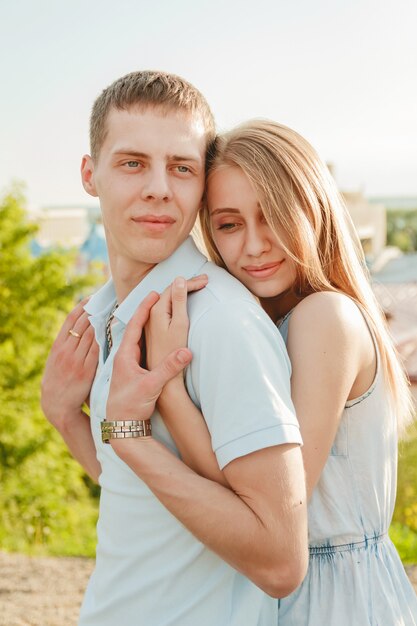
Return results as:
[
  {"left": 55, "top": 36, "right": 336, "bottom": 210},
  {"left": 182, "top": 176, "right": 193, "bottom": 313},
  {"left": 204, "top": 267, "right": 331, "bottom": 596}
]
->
[
  {"left": 66, "top": 310, "right": 92, "bottom": 345},
  {"left": 58, "top": 298, "right": 89, "bottom": 341},
  {"left": 156, "top": 274, "right": 208, "bottom": 317},
  {"left": 77, "top": 324, "right": 98, "bottom": 360},
  {"left": 171, "top": 277, "right": 189, "bottom": 328},
  {"left": 185, "top": 274, "right": 208, "bottom": 293},
  {"left": 84, "top": 328, "right": 100, "bottom": 374}
]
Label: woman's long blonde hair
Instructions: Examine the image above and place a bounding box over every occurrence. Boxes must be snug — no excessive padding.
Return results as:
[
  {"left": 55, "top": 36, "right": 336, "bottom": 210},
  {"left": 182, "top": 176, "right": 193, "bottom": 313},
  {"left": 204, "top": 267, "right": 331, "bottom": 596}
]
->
[{"left": 199, "top": 120, "right": 414, "bottom": 434}]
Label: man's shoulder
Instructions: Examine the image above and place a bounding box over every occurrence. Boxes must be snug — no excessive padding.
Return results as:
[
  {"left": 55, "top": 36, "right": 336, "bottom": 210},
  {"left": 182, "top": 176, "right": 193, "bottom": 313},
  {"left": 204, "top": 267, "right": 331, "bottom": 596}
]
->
[
  {"left": 188, "top": 261, "right": 281, "bottom": 342},
  {"left": 188, "top": 261, "right": 260, "bottom": 319}
]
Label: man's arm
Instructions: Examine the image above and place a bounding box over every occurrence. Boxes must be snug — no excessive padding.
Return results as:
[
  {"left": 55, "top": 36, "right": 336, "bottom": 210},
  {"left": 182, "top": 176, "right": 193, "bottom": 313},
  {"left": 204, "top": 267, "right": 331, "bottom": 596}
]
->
[
  {"left": 41, "top": 300, "right": 102, "bottom": 482},
  {"left": 108, "top": 297, "right": 308, "bottom": 598}
]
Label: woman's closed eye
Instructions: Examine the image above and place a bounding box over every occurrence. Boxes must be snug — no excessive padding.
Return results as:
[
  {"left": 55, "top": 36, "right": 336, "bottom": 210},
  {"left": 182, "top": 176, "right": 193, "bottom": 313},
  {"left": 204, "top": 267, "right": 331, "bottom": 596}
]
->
[{"left": 217, "top": 222, "right": 240, "bottom": 231}]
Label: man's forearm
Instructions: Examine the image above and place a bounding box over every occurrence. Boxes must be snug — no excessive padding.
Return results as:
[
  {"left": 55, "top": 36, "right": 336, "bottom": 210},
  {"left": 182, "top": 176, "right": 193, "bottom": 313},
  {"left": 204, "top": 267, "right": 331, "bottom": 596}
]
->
[
  {"left": 110, "top": 437, "right": 307, "bottom": 598},
  {"left": 52, "top": 410, "right": 101, "bottom": 482}
]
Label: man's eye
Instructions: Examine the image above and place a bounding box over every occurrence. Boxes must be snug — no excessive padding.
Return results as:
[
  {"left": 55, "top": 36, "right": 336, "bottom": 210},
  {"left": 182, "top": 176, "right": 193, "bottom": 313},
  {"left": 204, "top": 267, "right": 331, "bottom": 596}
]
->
[
  {"left": 126, "top": 161, "right": 139, "bottom": 168},
  {"left": 176, "top": 165, "right": 190, "bottom": 173}
]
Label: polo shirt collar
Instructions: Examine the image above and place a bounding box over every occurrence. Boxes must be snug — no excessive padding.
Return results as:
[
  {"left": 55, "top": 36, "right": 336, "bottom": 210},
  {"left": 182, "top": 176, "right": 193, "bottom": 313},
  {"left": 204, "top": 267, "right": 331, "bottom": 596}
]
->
[{"left": 85, "top": 236, "right": 208, "bottom": 325}]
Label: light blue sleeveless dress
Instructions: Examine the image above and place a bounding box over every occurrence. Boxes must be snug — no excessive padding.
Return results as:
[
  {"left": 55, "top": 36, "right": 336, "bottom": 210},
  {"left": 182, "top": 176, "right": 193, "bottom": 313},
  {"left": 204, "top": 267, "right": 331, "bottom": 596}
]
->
[{"left": 277, "top": 310, "right": 417, "bottom": 625}]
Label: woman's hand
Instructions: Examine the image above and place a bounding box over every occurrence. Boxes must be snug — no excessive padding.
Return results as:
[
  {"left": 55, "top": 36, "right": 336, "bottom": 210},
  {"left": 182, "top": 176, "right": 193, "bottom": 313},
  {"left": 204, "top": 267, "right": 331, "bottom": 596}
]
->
[
  {"left": 41, "top": 299, "right": 99, "bottom": 430},
  {"left": 145, "top": 274, "right": 208, "bottom": 376}
]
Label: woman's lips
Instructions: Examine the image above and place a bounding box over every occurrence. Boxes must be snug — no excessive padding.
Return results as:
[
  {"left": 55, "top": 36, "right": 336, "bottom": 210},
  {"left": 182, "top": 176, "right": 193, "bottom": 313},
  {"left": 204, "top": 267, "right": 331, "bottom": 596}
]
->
[{"left": 243, "top": 260, "right": 285, "bottom": 279}]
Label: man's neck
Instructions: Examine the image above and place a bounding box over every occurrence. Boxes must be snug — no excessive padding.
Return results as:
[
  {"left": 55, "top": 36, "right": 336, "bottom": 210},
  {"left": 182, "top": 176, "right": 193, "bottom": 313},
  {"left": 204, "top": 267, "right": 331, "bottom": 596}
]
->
[{"left": 109, "top": 256, "right": 156, "bottom": 304}]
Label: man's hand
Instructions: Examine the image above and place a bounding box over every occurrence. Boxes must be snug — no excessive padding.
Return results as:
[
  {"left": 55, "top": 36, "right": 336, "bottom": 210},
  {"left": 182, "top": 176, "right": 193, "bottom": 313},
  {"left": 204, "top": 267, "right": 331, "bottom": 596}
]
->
[
  {"left": 106, "top": 291, "right": 192, "bottom": 423},
  {"left": 41, "top": 299, "right": 99, "bottom": 430}
]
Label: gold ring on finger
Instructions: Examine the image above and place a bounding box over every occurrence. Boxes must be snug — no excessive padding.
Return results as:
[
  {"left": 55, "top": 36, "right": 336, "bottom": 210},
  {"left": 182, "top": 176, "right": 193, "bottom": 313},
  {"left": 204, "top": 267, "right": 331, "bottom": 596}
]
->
[{"left": 68, "top": 329, "right": 82, "bottom": 338}]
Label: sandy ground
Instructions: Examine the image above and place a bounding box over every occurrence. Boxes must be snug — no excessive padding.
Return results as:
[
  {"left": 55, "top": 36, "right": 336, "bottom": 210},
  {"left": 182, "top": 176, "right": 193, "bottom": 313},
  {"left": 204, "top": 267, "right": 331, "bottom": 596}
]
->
[
  {"left": 0, "top": 552, "right": 416, "bottom": 626},
  {"left": 0, "top": 552, "right": 93, "bottom": 626}
]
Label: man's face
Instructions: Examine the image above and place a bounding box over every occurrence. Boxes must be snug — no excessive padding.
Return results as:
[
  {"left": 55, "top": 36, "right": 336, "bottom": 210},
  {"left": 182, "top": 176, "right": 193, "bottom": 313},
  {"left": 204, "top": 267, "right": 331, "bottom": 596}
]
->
[{"left": 81, "top": 107, "right": 206, "bottom": 276}]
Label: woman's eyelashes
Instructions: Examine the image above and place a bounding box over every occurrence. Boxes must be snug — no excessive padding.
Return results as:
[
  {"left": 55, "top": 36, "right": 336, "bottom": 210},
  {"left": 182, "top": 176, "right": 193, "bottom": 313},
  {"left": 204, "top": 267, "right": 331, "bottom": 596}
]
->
[{"left": 218, "top": 222, "right": 239, "bottom": 231}]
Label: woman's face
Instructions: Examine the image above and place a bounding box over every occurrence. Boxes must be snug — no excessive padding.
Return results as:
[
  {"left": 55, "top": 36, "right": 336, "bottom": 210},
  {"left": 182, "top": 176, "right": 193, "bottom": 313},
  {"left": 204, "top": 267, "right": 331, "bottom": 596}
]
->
[{"left": 207, "top": 166, "right": 297, "bottom": 300}]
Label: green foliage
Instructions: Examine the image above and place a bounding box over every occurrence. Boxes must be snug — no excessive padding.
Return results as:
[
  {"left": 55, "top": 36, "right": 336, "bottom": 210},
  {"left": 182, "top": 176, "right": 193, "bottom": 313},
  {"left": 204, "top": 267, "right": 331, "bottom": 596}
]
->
[
  {"left": 0, "top": 186, "right": 99, "bottom": 556},
  {"left": 387, "top": 209, "right": 417, "bottom": 252},
  {"left": 391, "top": 424, "right": 417, "bottom": 563},
  {"left": 389, "top": 524, "right": 417, "bottom": 564}
]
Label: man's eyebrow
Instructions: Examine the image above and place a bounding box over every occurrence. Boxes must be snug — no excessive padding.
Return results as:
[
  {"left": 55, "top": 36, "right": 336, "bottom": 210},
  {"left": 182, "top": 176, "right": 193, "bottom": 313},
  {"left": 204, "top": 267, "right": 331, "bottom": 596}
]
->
[
  {"left": 112, "top": 150, "right": 202, "bottom": 165},
  {"left": 112, "top": 150, "right": 148, "bottom": 158},
  {"left": 210, "top": 208, "right": 240, "bottom": 215},
  {"left": 170, "top": 154, "right": 203, "bottom": 164}
]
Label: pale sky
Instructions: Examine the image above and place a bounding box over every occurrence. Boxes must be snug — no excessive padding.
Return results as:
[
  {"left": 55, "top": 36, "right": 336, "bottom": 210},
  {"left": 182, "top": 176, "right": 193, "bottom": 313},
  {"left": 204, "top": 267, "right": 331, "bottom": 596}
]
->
[{"left": 1, "top": 0, "right": 416, "bottom": 209}]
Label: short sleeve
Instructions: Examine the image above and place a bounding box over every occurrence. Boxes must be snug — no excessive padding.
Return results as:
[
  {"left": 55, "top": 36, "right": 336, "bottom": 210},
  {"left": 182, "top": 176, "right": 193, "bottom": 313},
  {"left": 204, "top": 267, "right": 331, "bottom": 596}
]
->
[{"left": 187, "top": 299, "right": 302, "bottom": 469}]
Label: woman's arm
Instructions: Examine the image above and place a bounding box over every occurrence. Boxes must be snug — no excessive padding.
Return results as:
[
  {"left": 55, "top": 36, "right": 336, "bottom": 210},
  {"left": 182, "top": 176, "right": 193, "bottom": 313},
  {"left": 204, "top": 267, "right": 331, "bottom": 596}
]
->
[
  {"left": 145, "top": 276, "right": 229, "bottom": 486},
  {"left": 157, "top": 381, "right": 230, "bottom": 486},
  {"left": 147, "top": 284, "right": 376, "bottom": 502},
  {"left": 41, "top": 300, "right": 101, "bottom": 482},
  {"left": 285, "top": 291, "right": 377, "bottom": 498}
]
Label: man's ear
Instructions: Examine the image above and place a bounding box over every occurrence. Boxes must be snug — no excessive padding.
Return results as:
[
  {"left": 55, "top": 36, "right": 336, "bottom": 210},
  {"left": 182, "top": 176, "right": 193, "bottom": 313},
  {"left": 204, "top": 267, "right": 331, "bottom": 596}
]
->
[{"left": 81, "top": 155, "right": 98, "bottom": 197}]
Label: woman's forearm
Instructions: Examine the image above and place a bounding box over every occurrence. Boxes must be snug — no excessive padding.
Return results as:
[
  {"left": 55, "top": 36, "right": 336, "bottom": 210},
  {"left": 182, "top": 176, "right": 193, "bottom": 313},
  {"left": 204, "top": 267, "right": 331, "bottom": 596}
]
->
[
  {"left": 158, "top": 381, "right": 229, "bottom": 487},
  {"left": 51, "top": 409, "right": 101, "bottom": 482}
]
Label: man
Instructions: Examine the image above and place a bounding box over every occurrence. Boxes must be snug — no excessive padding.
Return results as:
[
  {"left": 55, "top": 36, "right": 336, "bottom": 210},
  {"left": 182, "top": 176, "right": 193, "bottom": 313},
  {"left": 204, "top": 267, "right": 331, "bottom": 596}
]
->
[{"left": 41, "top": 71, "right": 307, "bottom": 626}]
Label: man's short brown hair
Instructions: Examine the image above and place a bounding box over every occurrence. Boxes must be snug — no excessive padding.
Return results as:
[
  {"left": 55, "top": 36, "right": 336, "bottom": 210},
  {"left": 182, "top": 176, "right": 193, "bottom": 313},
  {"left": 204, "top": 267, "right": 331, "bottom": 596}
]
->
[{"left": 90, "top": 70, "right": 216, "bottom": 160}]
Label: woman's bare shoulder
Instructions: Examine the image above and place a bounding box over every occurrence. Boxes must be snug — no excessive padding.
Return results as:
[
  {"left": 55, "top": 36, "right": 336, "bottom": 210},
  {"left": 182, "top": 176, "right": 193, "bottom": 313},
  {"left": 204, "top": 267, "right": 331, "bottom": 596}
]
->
[{"left": 288, "top": 291, "right": 366, "bottom": 342}]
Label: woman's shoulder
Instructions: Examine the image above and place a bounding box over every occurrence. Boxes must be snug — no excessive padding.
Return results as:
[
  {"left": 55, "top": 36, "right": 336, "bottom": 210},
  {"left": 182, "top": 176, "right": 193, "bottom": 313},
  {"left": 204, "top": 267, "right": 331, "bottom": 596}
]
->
[
  {"left": 287, "top": 292, "right": 375, "bottom": 395},
  {"left": 288, "top": 291, "right": 367, "bottom": 342}
]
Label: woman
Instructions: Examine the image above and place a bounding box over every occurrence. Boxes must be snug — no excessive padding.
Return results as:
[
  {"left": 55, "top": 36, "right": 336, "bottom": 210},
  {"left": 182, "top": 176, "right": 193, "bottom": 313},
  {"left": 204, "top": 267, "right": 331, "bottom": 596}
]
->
[{"left": 145, "top": 120, "right": 417, "bottom": 624}]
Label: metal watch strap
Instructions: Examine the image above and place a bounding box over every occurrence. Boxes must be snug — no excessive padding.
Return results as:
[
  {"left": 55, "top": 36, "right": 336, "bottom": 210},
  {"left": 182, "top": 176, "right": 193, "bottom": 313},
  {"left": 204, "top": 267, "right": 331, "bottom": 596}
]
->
[{"left": 101, "top": 419, "right": 152, "bottom": 443}]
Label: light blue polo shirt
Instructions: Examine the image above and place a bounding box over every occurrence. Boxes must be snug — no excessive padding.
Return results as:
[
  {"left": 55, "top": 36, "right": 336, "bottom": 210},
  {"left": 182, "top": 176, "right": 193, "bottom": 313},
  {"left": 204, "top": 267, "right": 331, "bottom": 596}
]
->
[{"left": 79, "top": 237, "right": 301, "bottom": 626}]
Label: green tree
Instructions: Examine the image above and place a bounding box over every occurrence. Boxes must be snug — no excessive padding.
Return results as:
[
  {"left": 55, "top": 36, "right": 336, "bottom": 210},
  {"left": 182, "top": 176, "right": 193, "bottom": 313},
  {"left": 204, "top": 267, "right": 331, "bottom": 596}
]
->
[
  {"left": 387, "top": 209, "right": 417, "bottom": 252},
  {"left": 0, "top": 186, "right": 99, "bottom": 556},
  {"left": 390, "top": 426, "right": 417, "bottom": 563}
]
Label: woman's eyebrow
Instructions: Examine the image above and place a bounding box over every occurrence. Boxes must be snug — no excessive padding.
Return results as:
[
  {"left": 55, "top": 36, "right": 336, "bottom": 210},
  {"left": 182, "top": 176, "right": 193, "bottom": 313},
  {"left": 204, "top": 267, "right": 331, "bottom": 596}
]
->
[{"left": 210, "top": 208, "right": 240, "bottom": 215}]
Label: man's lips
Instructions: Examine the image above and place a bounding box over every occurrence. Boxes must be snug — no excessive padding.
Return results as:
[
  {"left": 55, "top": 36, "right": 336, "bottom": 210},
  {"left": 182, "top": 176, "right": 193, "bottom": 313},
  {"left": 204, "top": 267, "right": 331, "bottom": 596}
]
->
[
  {"left": 131, "top": 215, "right": 175, "bottom": 231},
  {"left": 242, "top": 260, "right": 285, "bottom": 278},
  {"left": 132, "top": 215, "right": 175, "bottom": 224}
]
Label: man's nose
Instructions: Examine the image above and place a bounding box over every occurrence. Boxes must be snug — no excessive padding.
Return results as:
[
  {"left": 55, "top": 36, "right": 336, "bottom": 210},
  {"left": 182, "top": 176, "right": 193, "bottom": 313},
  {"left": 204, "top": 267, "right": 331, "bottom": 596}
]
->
[{"left": 140, "top": 167, "right": 173, "bottom": 202}]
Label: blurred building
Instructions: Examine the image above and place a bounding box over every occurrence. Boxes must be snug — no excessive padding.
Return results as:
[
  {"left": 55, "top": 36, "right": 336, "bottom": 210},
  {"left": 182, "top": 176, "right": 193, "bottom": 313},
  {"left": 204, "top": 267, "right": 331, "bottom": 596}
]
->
[
  {"left": 28, "top": 205, "right": 108, "bottom": 276},
  {"left": 326, "top": 164, "right": 386, "bottom": 265},
  {"left": 29, "top": 206, "right": 90, "bottom": 248},
  {"left": 342, "top": 191, "right": 386, "bottom": 263},
  {"left": 372, "top": 257, "right": 417, "bottom": 404}
]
